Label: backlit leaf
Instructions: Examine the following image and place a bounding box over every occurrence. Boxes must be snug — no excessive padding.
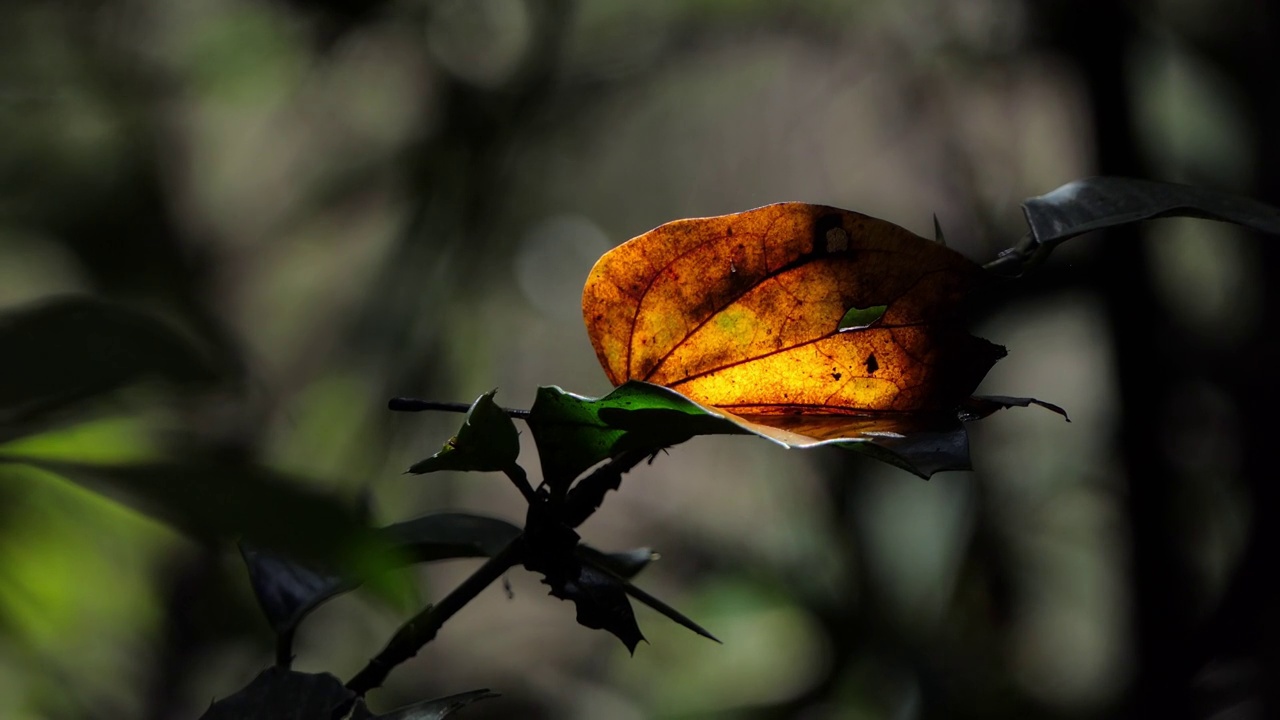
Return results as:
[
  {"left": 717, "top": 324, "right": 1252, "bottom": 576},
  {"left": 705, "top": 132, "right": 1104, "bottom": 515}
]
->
[
  {"left": 407, "top": 390, "right": 519, "bottom": 474},
  {"left": 580, "top": 203, "right": 1040, "bottom": 475}
]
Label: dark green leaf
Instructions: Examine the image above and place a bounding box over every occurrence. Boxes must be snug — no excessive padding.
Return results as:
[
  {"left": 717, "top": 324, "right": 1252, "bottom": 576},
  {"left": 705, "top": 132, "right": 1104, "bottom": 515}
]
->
[
  {"left": 1023, "top": 176, "right": 1280, "bottom": 248},
  {"left": 527, "top": 383, "right": 748, "bottom": 489},
  {"left": 532, "top": 381, "right": 984, "bottom": 480},
  {"left": 241, "top": 544, "right": 346, "bottom": 638},
  {"left": 199, "top": 667, "right": 354, "bottom": 720},
  {"left": 348, "top": 689, "right": 497, "bottom": 720},
  {"left": 408, "top": 390, "right": 520, "bottom": 474},
  {"left": 380, "top": 513, "right": 522, "bottom": 562},
  {"left": 0, "top": 296, "right": 224, "bottom": 440}
]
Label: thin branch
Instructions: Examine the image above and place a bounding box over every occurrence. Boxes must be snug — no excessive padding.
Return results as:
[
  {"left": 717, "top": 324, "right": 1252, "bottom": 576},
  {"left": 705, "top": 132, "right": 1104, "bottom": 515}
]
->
[
  {"left": 345, "top": 537, "right": 526, "bottom": 696},
  {"left": 387, "top": 397, "right": 531, "bottom": 420}
]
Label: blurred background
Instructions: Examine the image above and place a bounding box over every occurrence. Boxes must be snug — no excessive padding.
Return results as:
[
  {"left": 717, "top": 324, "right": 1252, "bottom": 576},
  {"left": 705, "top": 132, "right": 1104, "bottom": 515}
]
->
[{"left": 1, "top": 0, "right": 1277, "bottom": 718}]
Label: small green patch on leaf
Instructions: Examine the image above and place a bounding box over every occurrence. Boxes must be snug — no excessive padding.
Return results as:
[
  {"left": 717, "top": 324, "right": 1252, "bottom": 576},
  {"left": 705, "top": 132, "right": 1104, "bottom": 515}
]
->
[
  {"left": 408, "top": 390, "right": 519, "bottom": 474},
  {"left": 836, "top": 304, "right": 888, "bottom": 332}
]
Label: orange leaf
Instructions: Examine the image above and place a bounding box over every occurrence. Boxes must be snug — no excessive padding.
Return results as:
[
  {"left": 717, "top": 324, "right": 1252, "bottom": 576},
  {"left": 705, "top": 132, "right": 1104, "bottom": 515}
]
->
[{"left": 582, "top": 203, "right": 1006, "bottom": 434}]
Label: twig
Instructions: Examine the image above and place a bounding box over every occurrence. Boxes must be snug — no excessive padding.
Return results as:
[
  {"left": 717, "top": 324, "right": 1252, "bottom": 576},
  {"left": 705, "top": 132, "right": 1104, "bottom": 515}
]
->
[
  {"left": 388, "top": 397, "right": 531, "bottom": 420},
  {"left": 345, "top": 538, "right": 526, "bottom": 696}
]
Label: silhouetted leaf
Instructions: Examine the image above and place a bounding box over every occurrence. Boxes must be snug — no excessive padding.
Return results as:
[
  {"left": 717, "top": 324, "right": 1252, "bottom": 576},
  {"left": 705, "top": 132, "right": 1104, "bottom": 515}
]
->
[
  {"left": 576, "top": 545, "right": 658, "bottom": 580},
  {"left": 539, "top": 560, "right": 644, "bottom": 653},
  {"left": 1023, "top": 176, "right": 1280, "bottom": 248},
  {"left": 963, "top": 395, "right": 1070, "bottom": 421},
  {"left": 241, "top": 544, "right": 346, "bottom": 638},
  {"left": 615, "top": 574, "right": 720, "bottom": 644},
  {"left": 408, "top": 390, "right": 519, "bottom": 474},
  {"left": 348, "top": 690, "right": 497, "bottom": 720},
  {"left": 199, "top": 667, "right": 353, "bottom": 720},
  {"left": 240, "top": 513, "right": 522, "bottom": 639},
  {"left": 0, "top": 296, "right": 224, "bottom": 440},
  {"left": 381, "top": 513, "right": 522, "bottom": 562}
]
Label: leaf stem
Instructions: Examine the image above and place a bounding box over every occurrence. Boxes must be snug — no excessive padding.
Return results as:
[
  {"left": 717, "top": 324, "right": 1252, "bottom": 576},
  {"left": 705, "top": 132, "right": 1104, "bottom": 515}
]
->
[
  {"left": 502, "top": 464, "right": 538, "bottom": 505},
  {"left": 275, "top": 626, "right": 296, "bottom": 669},
  {"left": 388, "top": 397, "right": 531, "bottom": 420},
  {"left": 345, "top": 537, "right": 526, "bottom": 696}
]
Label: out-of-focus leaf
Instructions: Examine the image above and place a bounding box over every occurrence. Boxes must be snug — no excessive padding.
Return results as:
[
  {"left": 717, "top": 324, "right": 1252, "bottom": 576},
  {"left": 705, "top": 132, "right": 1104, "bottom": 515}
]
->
[
  {"left": 1022, "top": 176, "right": 1280, "bottom": 248},
  {"left": 0, "top": 296, "right": 224, "bottom": 440},
  {"left": 240, "top": 514, "right": 522, "bottom": 639},
  {"left": 240, "top": 544, "right": 346, "bottom": 638},
  {"left": 381, "top": 512, "right": 522, "bottom": 562},
  {"left": 0, "top": 458, "right": 378, "bottom": 566},
  {"left": 199, "top": 667, "right": 354, "bottom": 720},
  {"left": 408, "top": 390, "right": 519, "bottom": 474},
  {"left": 348, "top": 689, "right": 498, "bottom": 719}
]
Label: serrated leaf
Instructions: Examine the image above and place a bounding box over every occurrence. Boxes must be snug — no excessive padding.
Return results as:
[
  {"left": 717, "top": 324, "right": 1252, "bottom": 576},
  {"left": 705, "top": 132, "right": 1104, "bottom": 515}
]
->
[{"left": 408, "top": 390, "right": 519, "bottom": 474}]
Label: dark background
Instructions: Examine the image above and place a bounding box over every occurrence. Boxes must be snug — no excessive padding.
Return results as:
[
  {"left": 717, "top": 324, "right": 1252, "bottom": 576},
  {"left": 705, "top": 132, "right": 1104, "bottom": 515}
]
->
[{"left": 1, "top": 1, "right": 1277, "bottom": 718}]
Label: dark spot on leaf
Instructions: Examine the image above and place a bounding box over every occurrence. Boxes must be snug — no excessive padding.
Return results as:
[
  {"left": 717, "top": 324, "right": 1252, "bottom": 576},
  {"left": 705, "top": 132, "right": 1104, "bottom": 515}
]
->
[
  {"left": 832, "top": 371, "right": 842, "bottom": 381},
  {"left": 865, "top": 354, "right": 879, "bottom": 374}
]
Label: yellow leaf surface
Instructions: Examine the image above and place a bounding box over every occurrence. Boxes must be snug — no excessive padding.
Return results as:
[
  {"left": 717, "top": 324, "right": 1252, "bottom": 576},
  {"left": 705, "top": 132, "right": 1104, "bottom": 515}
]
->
[{"left": 582, "top": 203, "right": 1005, "bottom": 430}]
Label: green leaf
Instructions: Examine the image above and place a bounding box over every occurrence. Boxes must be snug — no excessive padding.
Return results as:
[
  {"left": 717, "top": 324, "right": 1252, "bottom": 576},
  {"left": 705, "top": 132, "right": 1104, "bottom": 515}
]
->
[
  {"left": 199, "top": 667, "right": 354, "bottom": 720},
  {"left": 0, "top": 296, "right": 224, "bottom": 442},
  {"left": 1021, "top": 176, "right": 1280, "bottom": 253},
  {"left": 408, "top": 390, "right": 519, "bottom": 474},
  {"left": 531, "top": 381, "right": 987, "bottom": 480},
  {"left": 348, "top": 689, "right": 497, "bottom": 719},
  {"left": 836, "top": 304, "right": 887, "bottom": 332},
  {"left": 527, "top": 382, "right": 748, "bottom": 489}
]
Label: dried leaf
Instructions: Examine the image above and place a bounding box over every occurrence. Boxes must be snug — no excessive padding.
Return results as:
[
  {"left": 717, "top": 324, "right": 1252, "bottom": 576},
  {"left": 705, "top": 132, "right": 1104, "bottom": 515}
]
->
[
  {"left": 584, "top": 203, "right": 1004, "bottom": 417},
  {"left": 579, "top": 203, "right": 1027, "bottom": 474}
]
